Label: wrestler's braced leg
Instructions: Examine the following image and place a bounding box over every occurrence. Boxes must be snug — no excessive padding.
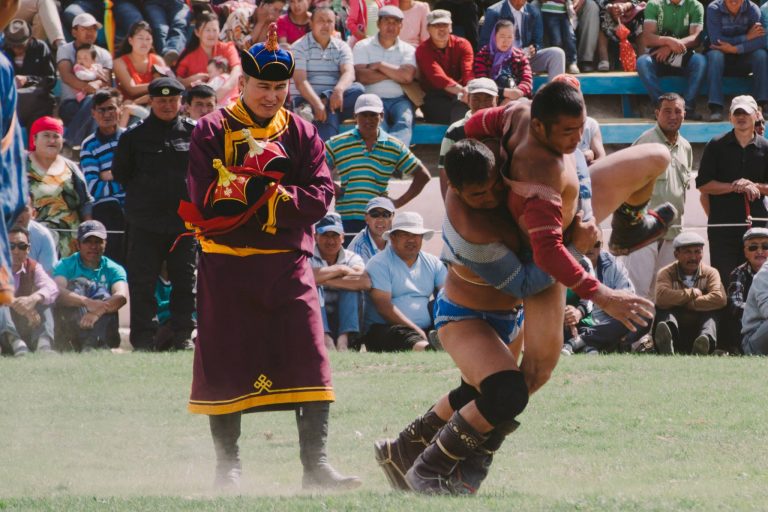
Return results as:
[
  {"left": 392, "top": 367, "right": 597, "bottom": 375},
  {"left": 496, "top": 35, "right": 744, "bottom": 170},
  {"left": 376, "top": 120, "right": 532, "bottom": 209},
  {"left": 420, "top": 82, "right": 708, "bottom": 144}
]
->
[
  {"left": 608, "top": 201, "right": 677, "bottom": 256},
  {"left": 450, "top": 419, "right": 520, "bottom": 495},
  {"left": 297, "top": 402, "right": 362, "bottom": 490},
  {"left": 209, "top": 412, "right": 242, "bottom": 491}
]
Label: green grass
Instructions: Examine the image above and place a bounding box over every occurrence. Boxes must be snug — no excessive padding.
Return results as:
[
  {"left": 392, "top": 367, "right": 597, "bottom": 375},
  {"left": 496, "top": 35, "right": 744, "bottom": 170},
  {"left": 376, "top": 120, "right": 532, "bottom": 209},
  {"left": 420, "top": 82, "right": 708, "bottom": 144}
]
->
[{"left": 1, "top": 351, "right": 767, "bottom": 511}]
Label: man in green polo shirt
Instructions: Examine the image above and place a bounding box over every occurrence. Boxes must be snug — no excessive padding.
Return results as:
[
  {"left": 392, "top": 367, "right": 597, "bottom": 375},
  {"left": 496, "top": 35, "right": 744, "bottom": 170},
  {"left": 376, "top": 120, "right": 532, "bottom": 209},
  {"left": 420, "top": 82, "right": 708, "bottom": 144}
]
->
[
  {"left": 636, "top": 0, "right": 706, "bottom": 120},
  {"left": 623, "top": 92, "right": 693, "bottom": 301}
]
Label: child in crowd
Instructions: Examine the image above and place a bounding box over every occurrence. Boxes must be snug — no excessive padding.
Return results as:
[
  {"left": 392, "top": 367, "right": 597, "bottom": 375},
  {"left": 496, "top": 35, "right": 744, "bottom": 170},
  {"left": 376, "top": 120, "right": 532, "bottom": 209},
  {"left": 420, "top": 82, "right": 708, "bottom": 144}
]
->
[
  {"left": 541, "top": 0, "right": 579, "bottom": 73},
  {"left": 205, "top": 56, "right": 237, "bottom": 106},
  {"left": 73, "top": 45, "right": 104, "bottom": 102}
]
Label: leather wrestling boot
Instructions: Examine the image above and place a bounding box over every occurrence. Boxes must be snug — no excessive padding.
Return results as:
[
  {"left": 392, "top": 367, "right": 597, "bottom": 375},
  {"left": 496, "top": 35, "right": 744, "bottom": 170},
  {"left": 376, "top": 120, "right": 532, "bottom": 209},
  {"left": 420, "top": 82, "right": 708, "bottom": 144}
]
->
[
  {"left": 209, "top": 412, "right": 242, "bottom": 491},
  {"left": 451, "top": 420, "right": 520, "bottom": 495},
  {"left": 404, "top": 411, "right": 489, "bottom": 495},
  {"left": 374, "top": 407, "right": 446, "bottom": 490},
  {"left": 296, "top": 402, "right": 362, "bottom": 490},
  {"left": 608, "top": 202, "right": 677, "bottom": 256}
]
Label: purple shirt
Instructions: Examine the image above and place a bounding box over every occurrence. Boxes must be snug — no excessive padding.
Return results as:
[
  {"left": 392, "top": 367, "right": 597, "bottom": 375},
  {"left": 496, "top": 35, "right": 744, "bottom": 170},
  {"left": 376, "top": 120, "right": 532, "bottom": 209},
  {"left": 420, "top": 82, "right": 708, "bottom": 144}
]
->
[{"left": 14, "top": 260, "right": 59, "bottom": 305}]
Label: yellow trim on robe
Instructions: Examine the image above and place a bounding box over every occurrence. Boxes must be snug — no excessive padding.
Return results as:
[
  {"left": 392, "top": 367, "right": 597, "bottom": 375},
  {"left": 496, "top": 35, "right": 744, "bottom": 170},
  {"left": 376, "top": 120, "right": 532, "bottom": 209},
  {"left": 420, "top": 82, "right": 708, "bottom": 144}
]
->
[
  {"left": 223, "top": 102, "right": 290, "bottom": 167},
  {"left": 188, "top": 389, "right": 336, "bottom": 415},
  {"left": 261, "top": 184, "right": 293, "bottom": 235},
  {"left": 198, "top": 236, "right": 293, "bottom": 256}
]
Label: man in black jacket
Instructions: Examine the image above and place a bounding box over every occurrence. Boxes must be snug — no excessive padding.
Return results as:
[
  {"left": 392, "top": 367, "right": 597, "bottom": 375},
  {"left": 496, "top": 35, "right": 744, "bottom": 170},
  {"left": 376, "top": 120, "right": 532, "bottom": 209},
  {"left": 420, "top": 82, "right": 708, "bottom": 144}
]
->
[
  {"left": 2, "top": 19, "right": 55, "bottom": 127},
  {"left": 113, "top": 77, "right": 197, "bottom": 352}
]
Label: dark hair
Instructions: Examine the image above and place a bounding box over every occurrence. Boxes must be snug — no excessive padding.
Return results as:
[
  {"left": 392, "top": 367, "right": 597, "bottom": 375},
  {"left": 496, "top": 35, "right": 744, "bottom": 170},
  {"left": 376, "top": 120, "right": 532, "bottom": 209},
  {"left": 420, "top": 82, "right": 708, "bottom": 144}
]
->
[
  {"left": 9, "top": 226, "right": 30, "bottom": 240},
  {"left": 310, "top": 5, "right": 336, "bottom": 18},
  {"left": 208, "top": 55, "right": 230, "bottom": 73},
  {"left": 116, "top": 21, "right": 154, "bottom": 58},
  {"left": 252, "top": 0, "right": 286, "bottom": 24},
  {"left": 184, "top": 84, "right": 216, "bottom": 104},
  {"left": 91, "top": 87, "right": 123, "bottom": 107},
  {"left": 176, "top": 12, "right": 219, "bottom": 71},
  {"left": 444, "top": 139, "right": 496, "bottom": 189},
  {"left": 530, "top": 81, "right": 584, "bottom": 131},
  {"left": 656, "top": 92, "right": 684, "bottom": 108},
  {"left": 76, "top": 43, "right": 98, "bottom": 60}
]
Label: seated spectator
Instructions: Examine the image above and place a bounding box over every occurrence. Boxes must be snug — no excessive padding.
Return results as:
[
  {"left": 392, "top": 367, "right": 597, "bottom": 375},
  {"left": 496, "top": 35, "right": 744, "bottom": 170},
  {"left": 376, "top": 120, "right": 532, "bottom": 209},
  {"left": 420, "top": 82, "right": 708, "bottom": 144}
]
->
[
  {"left": 415, "top": 9, "right": 473, "bottom": 124},
  {"left": 437, "top": 77, "right": 498, "bottom": 195},
  {"left": 561, "top": 232, "right": 639, "bottom": 354},
  {"left": 310, "top": 213, "right": 371, "bottom": 351},
  {"left": 56, "top": 13, "right": 113, "bottom": 149},
  {"left": 27, "top": 116, "right": 94, "bottom": 258},
  {"left": 398, "top": 0, "right": 430, "bottom": 47},
  {"left": 221, "top": 0, "right": 285, "bottom": 51},
  {"left": 347, "top": 0, "right": 398, "bottom": 46},
  {"left": 12, "top": 199, "right": 59, "bottom": 274},
  {"left": 2, "top": 19, "right": 56, "bottom": 128},
  {"left": 361, "top": 212, "right": 446, "bottom": 351},
  {"left": 574, "top": 0, "right": 601, "bottom": 72},
  {"left": 183, "top": 83, "right": 217, "bottom": 120},
  {"left": 62, "top": 0, "right": 143, "bottom": 45},
  {"left": 434, "top": 0, "right": 479, "bottom": 50},
  {"left": 79, "top": 89, "right": 127, "bottom": 265},
  {"left": 290, "top": 6, "right": 365, "bottom": 140},
  {"left": 541, "top": 0, "right": 579, "bottom": 73},
  {"left": 278, "top": 0, "right": 311, "bottom": 47},
  {"left": 0, "top": 227, "right": 58, "bottom": 356},
  {"left": 596, "top": 0, "right": 646, "bottom": 72},
  {"left": 15, "top": 0, "right": 65, "bottom": 49},
  {"left": 724, "top": 227, "right": 768, "bottom": 354},
  {"left": 52, "top": 220, "right": 128, "bottom": 352},
  {"left": 473, "top": 20, "right": 532, "bottom": 105},
  {"left": 577, "top": 113, "right": 606, "bottom": 166},
  {"left": 142, "top": 0, "right": 190, "bottom": 66},
  {"left": 113, "top": 21, "right": 168, "bottom": 110},
  {"left": 352, "top": 6, "right": 417, "bottom": 146},
  {"left": 176, "top": 12, "right": 242, "bottom": 105},
  {"left": 705, "top": 0, "right": 767, "bottom": 121},
  {"left": 479, "top": 0, "right": 565, "bottom": 79},
  {"left": 654, "top": 231, "right": 727, "bottom": 355},
  {"left": 348, "top": 196, "right": 396, "bottom": 263},
  {"left": 325, "top": 94, "right": 430, "bottom": 238},
  {"left": 741, "top": 249, "right": 768, "bottom": 355},
  {"left": 636, "top": 0, "right": 705, "bottom": 120}
]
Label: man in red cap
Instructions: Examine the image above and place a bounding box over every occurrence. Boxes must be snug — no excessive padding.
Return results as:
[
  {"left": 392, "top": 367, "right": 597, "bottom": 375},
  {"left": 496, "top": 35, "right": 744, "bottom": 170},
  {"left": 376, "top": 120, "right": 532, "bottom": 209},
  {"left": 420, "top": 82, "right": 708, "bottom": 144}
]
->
[{"left": 183, "top": 24, "right": 360, "bottom": 491}]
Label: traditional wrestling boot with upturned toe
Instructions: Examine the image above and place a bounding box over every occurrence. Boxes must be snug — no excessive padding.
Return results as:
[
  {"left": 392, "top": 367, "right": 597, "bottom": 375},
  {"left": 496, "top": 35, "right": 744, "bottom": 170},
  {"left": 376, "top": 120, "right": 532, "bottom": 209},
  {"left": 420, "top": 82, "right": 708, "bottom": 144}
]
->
[
  {"left": 405, "top": 411, "right": 489, "bottom": 495},
  {"left": 210, "top": 412, "right": 242, "bottom": 491},
  {"left": 296, "top": 402, "right": 362, "bottom": 490},
  {"left": 608, "top": 201, "right": 677, "bottom": 256},
  {"left": 374, "top": 407, "right": 446, "bottom": 490},
  {"left": 450, "top": 420, "right": 520, "bottom": 495}
]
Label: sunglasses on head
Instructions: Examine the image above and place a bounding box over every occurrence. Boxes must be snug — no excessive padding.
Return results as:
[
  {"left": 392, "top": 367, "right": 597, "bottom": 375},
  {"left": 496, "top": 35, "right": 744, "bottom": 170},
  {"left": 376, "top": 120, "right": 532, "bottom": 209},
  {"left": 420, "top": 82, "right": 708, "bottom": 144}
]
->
[
  {"left": 747, "top": 243, "right": 768, "bottom": 252},
  {"left": 10, "top": 242, "right": 29, "bottom": 251},
  {"left": 368, "top": 210, "right": 393, "bottom": 219}
]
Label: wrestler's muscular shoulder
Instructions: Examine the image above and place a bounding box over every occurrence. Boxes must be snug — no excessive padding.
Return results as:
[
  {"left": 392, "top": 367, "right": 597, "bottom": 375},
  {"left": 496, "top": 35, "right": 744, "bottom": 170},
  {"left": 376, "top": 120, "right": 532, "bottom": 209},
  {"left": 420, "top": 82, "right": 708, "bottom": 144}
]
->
[{"left": 446, "top": 189, "right": 521, "bottom": 251}]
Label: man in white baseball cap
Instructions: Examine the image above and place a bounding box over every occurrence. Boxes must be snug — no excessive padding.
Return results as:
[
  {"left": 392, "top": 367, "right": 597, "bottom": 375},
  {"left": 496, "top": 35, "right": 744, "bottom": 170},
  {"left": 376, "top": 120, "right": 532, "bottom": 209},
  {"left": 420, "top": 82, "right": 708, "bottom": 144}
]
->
[
  {"left": 360, "top": 211, "right": 446, "bottom": 352},
  {"left": 348, "top": 196, "right": 396, "bottom": 263}
]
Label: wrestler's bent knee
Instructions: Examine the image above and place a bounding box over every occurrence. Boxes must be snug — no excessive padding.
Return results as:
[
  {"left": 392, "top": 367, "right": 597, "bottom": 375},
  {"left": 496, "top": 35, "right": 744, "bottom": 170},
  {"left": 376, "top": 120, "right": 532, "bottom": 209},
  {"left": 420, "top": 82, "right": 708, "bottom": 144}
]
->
[
  {"left": 475, "top": 370, "right": 529, "bottom": 425},
  {"left": 448, "top": 379, "right": 480, "bottom": 411}
]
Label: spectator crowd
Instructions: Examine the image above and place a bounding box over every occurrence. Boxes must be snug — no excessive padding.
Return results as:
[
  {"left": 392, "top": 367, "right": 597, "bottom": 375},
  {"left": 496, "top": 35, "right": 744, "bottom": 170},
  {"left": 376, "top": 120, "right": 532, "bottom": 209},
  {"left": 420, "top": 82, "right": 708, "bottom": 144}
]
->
[{"left": 5, "top": 0, "right": 768, "bottom": 357}]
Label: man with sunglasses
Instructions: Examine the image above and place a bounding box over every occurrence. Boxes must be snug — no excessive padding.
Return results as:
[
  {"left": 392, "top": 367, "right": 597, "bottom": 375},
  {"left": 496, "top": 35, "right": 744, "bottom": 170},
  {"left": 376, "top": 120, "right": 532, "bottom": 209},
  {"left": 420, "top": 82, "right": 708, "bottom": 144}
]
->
[
  {"left": 741, "top": 231, "right": 768, "bottom": 354},
  {"left": 654, "top": 231, "right": 727, "bottom": 355},
  {"left": 0, "top": 226, "right": 58, "bottom": 355},
  {"left": 724, "top": 227, "right": 768, "bottom": 354},
  {"left": 348, "top": 197, "right": 395, "bottom": 263}
]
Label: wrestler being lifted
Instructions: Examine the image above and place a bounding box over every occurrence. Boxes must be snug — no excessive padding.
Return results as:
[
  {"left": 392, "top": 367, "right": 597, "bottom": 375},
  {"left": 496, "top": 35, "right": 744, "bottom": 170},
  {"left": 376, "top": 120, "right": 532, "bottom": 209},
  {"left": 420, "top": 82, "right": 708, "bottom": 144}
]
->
[{"left": 376, "top": 80, "right": 673, "bottom": 495}]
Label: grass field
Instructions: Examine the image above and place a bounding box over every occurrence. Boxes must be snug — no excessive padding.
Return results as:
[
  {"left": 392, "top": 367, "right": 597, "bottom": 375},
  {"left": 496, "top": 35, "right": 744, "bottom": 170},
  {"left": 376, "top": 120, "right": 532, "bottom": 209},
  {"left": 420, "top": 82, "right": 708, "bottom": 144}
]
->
[{"left": 1, "top": 351, "right": 767, "bottom": 511}]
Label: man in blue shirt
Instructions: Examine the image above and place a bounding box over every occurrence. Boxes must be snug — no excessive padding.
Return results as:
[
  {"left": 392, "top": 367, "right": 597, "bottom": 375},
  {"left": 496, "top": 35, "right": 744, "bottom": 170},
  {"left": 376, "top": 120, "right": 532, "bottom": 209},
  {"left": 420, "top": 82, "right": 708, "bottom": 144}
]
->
[
  {"left": 348, "top": 197, "right": 395, "bottom": 263},
  {"left": 362, "top": 211, "right": 447, "bottom": 352},
  {"left": 52, "top": 220, "right": 128, "bottom": 352}
]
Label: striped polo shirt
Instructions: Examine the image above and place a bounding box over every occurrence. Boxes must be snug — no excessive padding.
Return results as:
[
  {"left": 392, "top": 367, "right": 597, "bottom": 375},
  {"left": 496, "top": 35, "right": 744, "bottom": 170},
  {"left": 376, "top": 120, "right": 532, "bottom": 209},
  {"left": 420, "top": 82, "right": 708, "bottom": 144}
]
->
[
  {"left": 79, "top": 128, "right": 126, "bottom": 207},
  {"left": 290, "top": 33, "right": 353, "bottom": 98},
  {"left": 325, "top": 128, "right": 421, "bottom": 222}
]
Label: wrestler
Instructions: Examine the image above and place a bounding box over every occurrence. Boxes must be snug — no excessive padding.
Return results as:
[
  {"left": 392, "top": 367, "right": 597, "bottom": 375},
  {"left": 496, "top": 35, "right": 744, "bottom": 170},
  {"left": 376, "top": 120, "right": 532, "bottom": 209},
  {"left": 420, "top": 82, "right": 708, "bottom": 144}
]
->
[
  {"left": 183, "top": 25, "right": 359, "bottom": 490},
  {"left": 1, "top": 0, "right": 27, "bottom": 306}
]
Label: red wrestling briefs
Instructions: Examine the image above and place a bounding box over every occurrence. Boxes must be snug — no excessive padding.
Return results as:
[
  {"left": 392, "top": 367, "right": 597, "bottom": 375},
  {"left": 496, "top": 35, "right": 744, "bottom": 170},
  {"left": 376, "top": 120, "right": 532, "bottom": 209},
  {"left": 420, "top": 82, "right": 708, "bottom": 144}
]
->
[{"left": 507, "top": 181, "right": 600, "bottom": 299}]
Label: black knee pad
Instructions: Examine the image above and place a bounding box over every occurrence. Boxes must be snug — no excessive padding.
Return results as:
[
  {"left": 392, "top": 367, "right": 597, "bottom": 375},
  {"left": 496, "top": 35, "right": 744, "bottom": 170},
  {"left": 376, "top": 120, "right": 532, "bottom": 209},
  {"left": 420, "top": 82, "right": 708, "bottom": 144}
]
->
[
  {"left": 448, "top": 379, "right": 480, "bottom": 411},
  {"left": 475, "top": 370, "right": 529, "bottom": 426}
]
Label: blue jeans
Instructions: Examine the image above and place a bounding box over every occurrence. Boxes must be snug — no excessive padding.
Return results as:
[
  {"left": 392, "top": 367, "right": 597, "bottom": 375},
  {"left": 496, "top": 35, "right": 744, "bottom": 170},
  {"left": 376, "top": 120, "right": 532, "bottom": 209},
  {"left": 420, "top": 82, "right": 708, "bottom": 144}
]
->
[
  {"left": 320, "top": 289, "right": 361, "bottom": 337},
  {"left": 63, "top": 0, "right": 144, "bottom": 43},
  {"left": 381, "top": 95, "right": 413, "bottom": 147},
  {"left": 60, "top": 96, "right": 98, "bottom": 148},
  {"left": 636, "top": 52, "right": 707, "bottom": 111},
  {"left": 143, "top": 0, "right": 190, "bottom": 55},
  {"left": 706, "top": 49, "right": 768, "bottom": 107},
  {"left": 0, "top": 304, "right": 55, "bottom": 351},
  {"left": 543, "top": 12, "right": 577, "bottom": 65},
  {"left": 292, "top": 82, "right": 365, "bottom": 141}
]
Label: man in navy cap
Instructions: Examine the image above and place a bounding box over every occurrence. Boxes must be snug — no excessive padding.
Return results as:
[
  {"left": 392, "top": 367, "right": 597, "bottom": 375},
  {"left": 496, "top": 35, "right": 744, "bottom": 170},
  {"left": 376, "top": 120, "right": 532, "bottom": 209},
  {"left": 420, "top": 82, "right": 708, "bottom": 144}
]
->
[
  {"left": 183, "top": 24, "right": 360, "bottom": 490},
  {"left": 113, "top": 76, "right": 197, "bottom": 353}
]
